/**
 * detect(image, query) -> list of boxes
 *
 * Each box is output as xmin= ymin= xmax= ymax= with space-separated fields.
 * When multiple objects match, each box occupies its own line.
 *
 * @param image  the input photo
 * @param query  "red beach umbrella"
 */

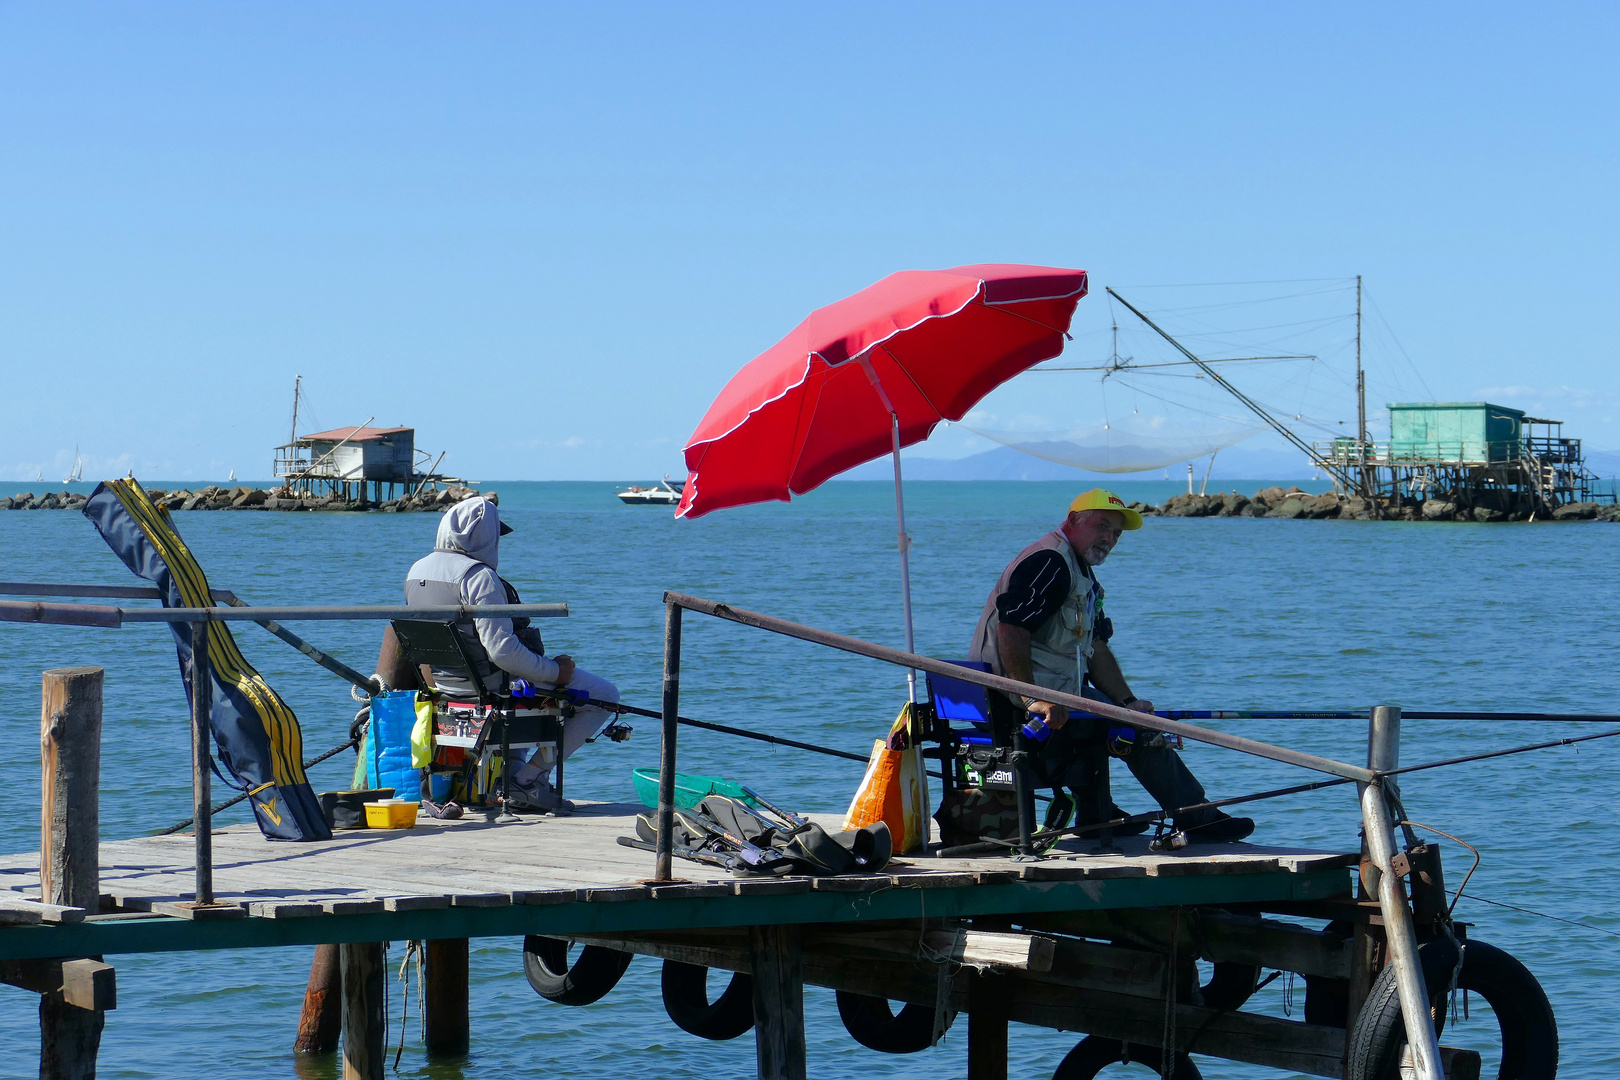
xmin=677 ymin=262 xmax=1089 ymax=697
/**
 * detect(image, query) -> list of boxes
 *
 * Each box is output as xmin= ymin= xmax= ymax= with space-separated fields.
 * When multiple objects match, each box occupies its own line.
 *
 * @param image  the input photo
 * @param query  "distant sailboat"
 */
xmin=63 ymin=448 xmax=83 ymax=485
xmin=228 ymin=469 xmax=237 ymax=482
xmin=35 ymin=468 xmax=44 ymax=482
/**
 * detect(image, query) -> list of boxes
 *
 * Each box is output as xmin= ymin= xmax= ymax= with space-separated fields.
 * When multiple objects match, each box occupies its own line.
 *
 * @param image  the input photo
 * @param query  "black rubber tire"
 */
xmin=1199 ymin=961 xmax=1260 ymax=1010
xmin=1346 ymin=938 xmax=1557 ymax=1080
xmin=522 ymin=935 xmax=632 ymax=1006
xmin=660 ymin=960 xmax=756 ymax=1040
xmin=834 ymin=991 xmax=952 ymax=1054
xmin=1053 ymin=1035 xmax=1203 ymax=1080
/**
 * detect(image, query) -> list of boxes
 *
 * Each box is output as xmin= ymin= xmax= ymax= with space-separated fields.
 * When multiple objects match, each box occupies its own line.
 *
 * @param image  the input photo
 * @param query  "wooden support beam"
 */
xmin=1022 ymin=907 xmax=1353 ymax=980
xmin=2 ymin=959 xmax=116 ymax=1012
xmin=966 ymin=971 xmax=1009 ymax=1080
xmin=748 ymin=925 xmax=805 ymax=1080
xmin=38 ymin=666 xmax=106 ymax=1080
xmin=294 ymin=944 xmax=342 ymax=1054
xmin=340 ymin=942 xmax=386 ymax=1080
xmin=423 ymin=939 xmax=470 ymax=1055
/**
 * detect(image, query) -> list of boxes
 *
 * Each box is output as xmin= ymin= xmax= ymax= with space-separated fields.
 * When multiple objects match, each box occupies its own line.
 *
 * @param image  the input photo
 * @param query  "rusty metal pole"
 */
xmin=655 ymin=600 xmax=682 ymax=881
xmin=1359 ymin=705 xmax=1443 ymax=1080
xmin=190 ymin=619 xmax=214 ymax=905
xmin=293 ymin=944 xmax=342 ymax=1054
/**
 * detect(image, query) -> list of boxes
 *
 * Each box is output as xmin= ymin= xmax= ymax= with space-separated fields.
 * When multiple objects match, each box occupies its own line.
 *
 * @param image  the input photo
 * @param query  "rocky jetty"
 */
xmin=1130 ymin=485 xmax=1620 ymax=522
xmin=1 ymin=485 xmax=492 ymax=513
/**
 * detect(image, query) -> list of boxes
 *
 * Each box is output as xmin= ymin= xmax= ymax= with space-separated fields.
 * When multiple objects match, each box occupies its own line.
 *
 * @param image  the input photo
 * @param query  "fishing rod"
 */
xmin=155 ymin=731 xmax=361 ymax=836
xmin=1079 ymin=709 xmax=1620 ymax=723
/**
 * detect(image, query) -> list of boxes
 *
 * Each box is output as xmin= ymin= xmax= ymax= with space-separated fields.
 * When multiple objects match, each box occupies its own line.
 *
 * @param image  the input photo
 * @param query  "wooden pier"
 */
xmin=0 ymin=590 xmax=1539 ymax=1080
xmin=2 ymin=801 xmax=1366 ymax=1078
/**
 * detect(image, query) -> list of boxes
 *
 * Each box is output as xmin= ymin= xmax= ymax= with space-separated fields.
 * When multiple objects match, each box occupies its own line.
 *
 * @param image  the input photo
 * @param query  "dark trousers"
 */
xmin=988 ymin=690 xmax=1214 ymax=827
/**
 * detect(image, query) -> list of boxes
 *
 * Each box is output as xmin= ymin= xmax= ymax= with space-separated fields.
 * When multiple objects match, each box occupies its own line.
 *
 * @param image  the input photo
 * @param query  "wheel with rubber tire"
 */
xmin=522 ymin=935 xmax=632 ymax=1006
xmin=661 ymin=960 xmax=755 ymax=1040
xmin=1053 ymin=1035 xmax=1202 ymax=1079
xmin=1346 ymin=938 xmax=1557 ymax=1080
xmin=834 ymin=991 xmax=952 ymax=1053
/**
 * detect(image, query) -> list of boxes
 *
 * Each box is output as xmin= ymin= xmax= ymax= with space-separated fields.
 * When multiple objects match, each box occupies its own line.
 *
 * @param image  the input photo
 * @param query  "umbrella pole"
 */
xmin=888 ymin=413 xmax=919 ymax=704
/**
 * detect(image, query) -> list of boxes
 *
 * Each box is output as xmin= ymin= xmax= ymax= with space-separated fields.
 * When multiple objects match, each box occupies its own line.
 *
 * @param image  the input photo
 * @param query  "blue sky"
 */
xmin=2 ymin=2 xmax=1615 ymax=482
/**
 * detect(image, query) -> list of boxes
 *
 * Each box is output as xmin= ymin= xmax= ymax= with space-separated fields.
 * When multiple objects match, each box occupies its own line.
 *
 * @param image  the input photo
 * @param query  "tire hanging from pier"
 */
xmin=660 ymin=961 xmax=755 ymax=1041
xmin=522 ymin=937 xmax=632 ymax=1007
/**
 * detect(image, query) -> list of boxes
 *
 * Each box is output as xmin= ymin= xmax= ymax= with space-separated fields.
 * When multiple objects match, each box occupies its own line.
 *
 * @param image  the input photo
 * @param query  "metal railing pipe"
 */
xmin=655 ymin=601 xmax=682 ymax=881
xmin=662 ymin=591 xmax=1373 ymax=783
xmin=0 ymin=600 xmax=568 ymax=628
xmin=1360 ymin=704 xmax=1443 ymax=1080
xmin=190 ymin=621 xmax=214 ymax=906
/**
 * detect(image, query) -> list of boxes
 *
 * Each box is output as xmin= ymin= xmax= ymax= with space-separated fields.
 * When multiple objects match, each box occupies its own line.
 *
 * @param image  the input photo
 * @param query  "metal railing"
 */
xmin=0 ymin=582 xmax=568 ymax=912
xmin=650 ymin=591 xmax=1450 ymax=1076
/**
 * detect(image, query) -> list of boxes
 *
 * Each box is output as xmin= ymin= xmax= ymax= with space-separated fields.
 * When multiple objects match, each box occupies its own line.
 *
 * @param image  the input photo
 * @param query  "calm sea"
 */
xmin=0 ymin=480 xmax=1614 ymax=1078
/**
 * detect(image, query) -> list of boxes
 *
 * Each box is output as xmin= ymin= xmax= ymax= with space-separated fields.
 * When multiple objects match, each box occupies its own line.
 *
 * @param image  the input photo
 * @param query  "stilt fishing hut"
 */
xmin=0 ymin=580 xmax=1584 ymax=1080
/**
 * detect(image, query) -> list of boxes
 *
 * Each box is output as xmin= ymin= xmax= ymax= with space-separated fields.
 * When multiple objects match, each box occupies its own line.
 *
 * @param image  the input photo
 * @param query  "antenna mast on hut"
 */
xmin=290 ymin=375 xmax=302 ymax=449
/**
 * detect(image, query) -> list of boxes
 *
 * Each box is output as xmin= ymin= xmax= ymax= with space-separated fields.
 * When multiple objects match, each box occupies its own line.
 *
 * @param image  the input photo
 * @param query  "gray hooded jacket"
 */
xmin=404 ymin=498 xmax=560 ymax=693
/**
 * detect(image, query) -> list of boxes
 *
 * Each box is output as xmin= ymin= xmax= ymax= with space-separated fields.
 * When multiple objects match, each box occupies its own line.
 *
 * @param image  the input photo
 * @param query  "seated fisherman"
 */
xmin=405 ymin=496 xmax=619 ymax=810
xmin=969 ymin=488 xmax=1253 ymax=843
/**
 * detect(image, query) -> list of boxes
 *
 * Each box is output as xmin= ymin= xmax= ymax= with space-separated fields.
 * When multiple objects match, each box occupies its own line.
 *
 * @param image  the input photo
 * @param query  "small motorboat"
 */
xmin=616 ymin=477 xmax=686 ymax=505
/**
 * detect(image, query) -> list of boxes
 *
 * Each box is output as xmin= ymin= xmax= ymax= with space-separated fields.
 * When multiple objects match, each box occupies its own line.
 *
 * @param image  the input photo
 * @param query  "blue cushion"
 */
xmin=927 ymin=660 xmax=993 ymax=728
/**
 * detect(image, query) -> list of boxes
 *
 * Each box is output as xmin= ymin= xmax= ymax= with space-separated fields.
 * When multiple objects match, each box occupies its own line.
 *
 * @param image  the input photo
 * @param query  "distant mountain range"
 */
xmin=836 ymin=445 xmax=1320 ymax=482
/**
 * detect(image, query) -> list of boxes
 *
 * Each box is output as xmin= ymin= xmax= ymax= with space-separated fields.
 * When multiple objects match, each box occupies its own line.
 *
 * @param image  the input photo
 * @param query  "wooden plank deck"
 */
xmin=0 ymin=803 xmax=1355 ymax=961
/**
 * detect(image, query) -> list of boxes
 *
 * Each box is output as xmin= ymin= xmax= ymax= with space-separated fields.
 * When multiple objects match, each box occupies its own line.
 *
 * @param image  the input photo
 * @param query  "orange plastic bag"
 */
xmin=843 ymin=704 xmax=930 ymax=853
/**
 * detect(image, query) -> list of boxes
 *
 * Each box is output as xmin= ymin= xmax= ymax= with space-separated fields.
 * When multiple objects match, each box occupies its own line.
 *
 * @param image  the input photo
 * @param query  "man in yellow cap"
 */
xmin=968 ymin=488 xmax=1253 ymax=843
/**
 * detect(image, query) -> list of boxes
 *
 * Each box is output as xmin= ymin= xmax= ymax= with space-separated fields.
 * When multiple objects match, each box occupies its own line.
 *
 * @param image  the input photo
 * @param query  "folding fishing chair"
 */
xmin=923 ymin=660 xmax=1114 ymax=851
xmin=389 ymin=619 xmax=568 ymax=817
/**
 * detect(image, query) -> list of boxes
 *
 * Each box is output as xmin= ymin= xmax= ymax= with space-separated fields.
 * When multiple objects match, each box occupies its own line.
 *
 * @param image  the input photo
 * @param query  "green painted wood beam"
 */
xmin=0 ymin=869 xmax=1348 ymax=961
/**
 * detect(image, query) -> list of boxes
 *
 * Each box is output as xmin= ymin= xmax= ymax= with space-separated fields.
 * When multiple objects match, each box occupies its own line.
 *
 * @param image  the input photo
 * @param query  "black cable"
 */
xmin=1454 ymin=892 xmax=1620 ymax=939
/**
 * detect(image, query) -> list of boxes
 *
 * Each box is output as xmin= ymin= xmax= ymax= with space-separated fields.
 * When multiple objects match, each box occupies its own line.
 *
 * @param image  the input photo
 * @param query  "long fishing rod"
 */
xmin=936 ymin=726 xmax=1620 ymax=857
xmin=155 ymin=732 xmax=361 ymax=836
xmin=584 ymin=697 xmax=988 ymax=792
xmin=1082 ymin=709 xmax=1620 ymax=723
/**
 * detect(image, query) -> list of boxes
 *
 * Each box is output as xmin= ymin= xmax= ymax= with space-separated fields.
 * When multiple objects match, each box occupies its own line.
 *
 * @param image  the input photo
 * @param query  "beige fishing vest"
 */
xmin=970 ymin=530 xmax=1100 ymax=698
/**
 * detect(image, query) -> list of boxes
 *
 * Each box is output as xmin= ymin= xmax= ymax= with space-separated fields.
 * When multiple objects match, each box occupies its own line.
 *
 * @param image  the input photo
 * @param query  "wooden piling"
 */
xmin=748 ymin=924 xmax=805 ymax=1080
xmin=966 ymin=971 xmax=1009 ymax=1080
xmin=39 ymin=666 xmax=106 ymax=1080
xmin=423 ymin=939 xmax=470 ymax=1055
xmin=293 ymin=944 xmax=342 ymax=1054
xmin=340 ymin=942 xmax=386 ymax=1080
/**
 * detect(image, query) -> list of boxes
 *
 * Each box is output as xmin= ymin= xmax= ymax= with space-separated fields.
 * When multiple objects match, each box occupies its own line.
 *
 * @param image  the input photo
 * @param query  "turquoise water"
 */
xmin=0 ymin=480 xmax=1614 ymax=1078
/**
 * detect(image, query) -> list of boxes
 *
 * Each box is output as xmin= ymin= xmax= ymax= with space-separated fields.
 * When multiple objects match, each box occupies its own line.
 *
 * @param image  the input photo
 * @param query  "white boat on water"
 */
xmin=62 ymin=448 xmax=83 ymax=485
xmin=616 ymin=477 xmax=686 ymax=505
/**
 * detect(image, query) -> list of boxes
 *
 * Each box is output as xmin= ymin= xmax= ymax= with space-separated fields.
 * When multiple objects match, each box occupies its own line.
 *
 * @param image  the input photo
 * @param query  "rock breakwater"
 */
xmin=1 ymin=485 xmax=493 ymax=513
xmin=1130 ymin=486 xmax=1620 ymax=522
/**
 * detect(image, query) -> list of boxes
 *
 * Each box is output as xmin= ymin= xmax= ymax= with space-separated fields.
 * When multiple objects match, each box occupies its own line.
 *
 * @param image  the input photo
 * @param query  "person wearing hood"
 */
xmin=405 ymin=497 xmax=618 ymax=810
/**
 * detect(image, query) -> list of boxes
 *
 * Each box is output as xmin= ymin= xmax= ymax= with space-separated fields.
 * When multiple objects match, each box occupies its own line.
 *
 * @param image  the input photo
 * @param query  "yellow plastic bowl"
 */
xmin=364 ymin=799 xmax=420 ymax=829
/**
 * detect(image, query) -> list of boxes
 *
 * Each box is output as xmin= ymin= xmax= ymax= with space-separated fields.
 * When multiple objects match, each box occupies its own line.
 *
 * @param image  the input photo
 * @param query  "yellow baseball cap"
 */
xmin=1069 ymin=488 xmax=1143 ymax=530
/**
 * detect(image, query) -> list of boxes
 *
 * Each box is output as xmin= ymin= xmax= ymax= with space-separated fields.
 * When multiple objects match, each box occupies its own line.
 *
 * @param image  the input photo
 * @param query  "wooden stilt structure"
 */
xmin=340 ymin=942 xmax=386 ymax=1080
xmin=423 ymin=939 xmax=470 ymax=1055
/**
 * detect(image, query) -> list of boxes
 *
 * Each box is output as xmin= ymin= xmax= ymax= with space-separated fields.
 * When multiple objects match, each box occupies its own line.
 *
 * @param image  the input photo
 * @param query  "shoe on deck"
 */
xmin=1175 ymin=813 xmax=1255 ymax=844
